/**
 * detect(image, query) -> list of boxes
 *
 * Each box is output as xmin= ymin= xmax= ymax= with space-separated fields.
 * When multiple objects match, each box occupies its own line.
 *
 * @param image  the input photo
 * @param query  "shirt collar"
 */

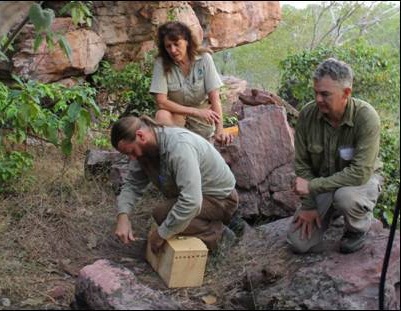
xmin=155 ymin=127 xmax=167 ymax=155
xmin=340 ymin=97 xmax=355 ymax=127
xmin=317 ymin=97 xmax=355 ymax=127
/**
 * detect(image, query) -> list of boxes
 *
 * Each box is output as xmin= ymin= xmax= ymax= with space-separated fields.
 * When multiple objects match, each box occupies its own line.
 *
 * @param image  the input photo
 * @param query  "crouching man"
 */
xmin=287 ymin=58 xmax=382 ymax=254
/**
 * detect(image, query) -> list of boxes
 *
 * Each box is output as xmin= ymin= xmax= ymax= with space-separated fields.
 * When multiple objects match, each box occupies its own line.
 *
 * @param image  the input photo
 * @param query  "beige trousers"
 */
xmin=287 ymin=174 xmax=382 ymax=253
xmin=152 ymin=189 xmax=239 ymax=250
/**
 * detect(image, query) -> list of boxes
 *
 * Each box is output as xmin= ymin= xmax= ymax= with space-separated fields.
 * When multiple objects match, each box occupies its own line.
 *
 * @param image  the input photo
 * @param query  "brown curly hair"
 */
xmin=156 ymin=21 xmax=211 ymax=73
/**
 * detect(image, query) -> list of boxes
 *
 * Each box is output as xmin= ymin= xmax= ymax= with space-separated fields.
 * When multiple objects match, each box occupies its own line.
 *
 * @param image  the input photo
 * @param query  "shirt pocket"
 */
xmin=307 ymin=143 xmax=323 ymax=169
xmin=191 ymin=79 xmax=204 ymax=91
xmin=338 ymin=145 xmax=355 ymax=168
xmin=167 ymin=82 xmax=184 ymax=104
xmin=189 ymin=79 xmax=206 ymax=104
xmin=167 ymin=82 xmax=181 ymax=92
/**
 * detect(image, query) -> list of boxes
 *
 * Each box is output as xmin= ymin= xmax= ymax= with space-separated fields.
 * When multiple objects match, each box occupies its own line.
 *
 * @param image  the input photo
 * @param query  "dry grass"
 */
xmin=0 ymin=142 xmax=118 ymax=309
xmin=0 ymin=141 xmax=252 ymax=310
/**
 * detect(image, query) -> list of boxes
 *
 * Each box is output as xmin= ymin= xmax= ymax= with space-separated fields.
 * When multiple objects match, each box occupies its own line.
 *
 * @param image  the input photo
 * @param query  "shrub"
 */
xmin=278 ymin=40 xmax=400 ymax=115
xmin=0 ymin=78 xmax=99 ymax=192
xmin=91 ymin=52 xmax=156 ymax=118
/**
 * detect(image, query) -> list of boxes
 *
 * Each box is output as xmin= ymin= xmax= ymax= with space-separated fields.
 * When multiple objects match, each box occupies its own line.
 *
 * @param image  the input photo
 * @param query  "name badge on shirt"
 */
xmin=339 ymin=146 xmax=355 ymax=161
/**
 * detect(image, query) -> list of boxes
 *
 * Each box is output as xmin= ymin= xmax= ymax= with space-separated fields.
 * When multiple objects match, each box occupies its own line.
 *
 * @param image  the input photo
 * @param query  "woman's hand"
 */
xmin=195 ymin=108 xmax=221 ymax=125
xmin=214 ymin=130 xmax=234 ymax=146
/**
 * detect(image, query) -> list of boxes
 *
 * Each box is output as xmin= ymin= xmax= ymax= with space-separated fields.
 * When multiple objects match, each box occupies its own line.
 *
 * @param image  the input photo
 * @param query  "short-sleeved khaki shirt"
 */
xmin=150 ymin=53 xmax=223 ymax=107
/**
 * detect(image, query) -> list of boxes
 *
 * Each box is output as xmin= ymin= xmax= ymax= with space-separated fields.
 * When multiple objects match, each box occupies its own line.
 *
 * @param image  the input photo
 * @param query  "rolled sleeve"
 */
xmin=150 ymin=58 xmax=168 ymax=94
xmin=203 ymin=53 xmax=223 ymax=93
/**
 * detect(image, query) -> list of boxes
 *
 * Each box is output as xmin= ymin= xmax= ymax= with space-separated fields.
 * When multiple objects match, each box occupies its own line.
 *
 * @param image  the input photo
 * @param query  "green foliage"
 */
xmin=214 ymin=2 xmax=400 ymax=94
xmin=0 ymin=35 xmax=12 ymax=61
xmin=91 ymin=108 xmax=119 ymax=150
xmin=89 ymin=53 xmax=156 ymax=150
xmin=213 ymin=4 xmax=314 ymax=91
xmin=59 ymin=1 xmax=93 ymax=27
xmin=0 ymin=78 xmax=99 ymax=190
xmin=25 ymin=1 xmax=93 ymax=62
xmin=0 ymin=151 xmax=33 ymax=192
xmin=29 ymin=3 xmax=55 ymax=32
xmin=0 ymin=50 xmax=8 ymax=62
xmin=28 ymin=3 xmax=69 ymax=59
xmin=167 ymin=8 xmax=178 ymax=22
xmin=278 ymin=41 xmax=400 ymax=114
xmin=91 ymin=53 xmax=156 ymax=118
xmin=93 ymin=136 xmax=112 ymax=149
xmin=0 ymin=1 xmax=96 ymax=191
xmin=223 ymin=115 xmax=238 ymax=128
xmin=375 ymin=118 xmax=400 ymax=226
xmin=0 ymin=1 xmax=91 ymax=62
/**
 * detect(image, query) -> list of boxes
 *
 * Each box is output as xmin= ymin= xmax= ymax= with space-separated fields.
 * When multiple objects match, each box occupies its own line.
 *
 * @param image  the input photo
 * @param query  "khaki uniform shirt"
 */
xmin=116 ymin=127 xmax=236 ymax=239
xmin=150 ymin=53 xmax=223 ymax=107
xmin=295 ymin=97 xmax=382 ymax=209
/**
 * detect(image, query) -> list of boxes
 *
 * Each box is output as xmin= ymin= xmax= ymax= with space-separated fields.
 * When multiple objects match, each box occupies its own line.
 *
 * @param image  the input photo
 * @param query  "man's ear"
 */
xmin=344 ymin=87 xmax=352 ymax=98
xmin=135 ymin=129 xmax=146 ymax=143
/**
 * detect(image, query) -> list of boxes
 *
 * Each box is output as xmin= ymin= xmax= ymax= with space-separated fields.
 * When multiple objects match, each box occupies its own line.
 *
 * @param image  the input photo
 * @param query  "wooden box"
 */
xmin=146 ymin=233 xmax=208 ymax=288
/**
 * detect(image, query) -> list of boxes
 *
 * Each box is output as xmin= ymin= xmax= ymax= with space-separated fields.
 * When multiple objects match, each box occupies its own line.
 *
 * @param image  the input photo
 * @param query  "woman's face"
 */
xmin=163 ymin=36 xmax=188 ymax=63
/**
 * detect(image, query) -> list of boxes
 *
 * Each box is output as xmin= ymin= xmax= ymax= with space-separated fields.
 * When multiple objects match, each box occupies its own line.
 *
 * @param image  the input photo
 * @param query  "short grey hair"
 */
xmin=313 ymin=58 xmax=353 ymax=88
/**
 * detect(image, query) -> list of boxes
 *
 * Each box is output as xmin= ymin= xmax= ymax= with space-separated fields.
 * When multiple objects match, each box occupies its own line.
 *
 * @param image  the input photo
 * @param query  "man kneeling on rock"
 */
xmin=111 ymin=115 xmax=239 ymax=253
xmin=287 ymin=58 xmax=382 ymax=254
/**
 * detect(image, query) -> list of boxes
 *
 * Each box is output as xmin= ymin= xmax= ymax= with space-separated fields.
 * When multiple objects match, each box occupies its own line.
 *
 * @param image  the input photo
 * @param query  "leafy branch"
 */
xmin=0 ymin=1 xmax=93 ymax=62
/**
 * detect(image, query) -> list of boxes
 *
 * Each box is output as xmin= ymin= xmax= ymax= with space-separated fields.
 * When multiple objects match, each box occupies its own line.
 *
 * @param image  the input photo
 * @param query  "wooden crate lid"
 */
xmin=167 ymin=236 xmax=208 ymax=252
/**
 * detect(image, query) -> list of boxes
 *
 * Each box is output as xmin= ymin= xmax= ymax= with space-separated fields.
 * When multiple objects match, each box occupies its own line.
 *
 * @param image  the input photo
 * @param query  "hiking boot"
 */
xmin=220 ymin=226 xmax=237 ymax=249
xmin=331 ymin=216 xmax=345 ymax=228
xmin=339 ymin=230 xmax=368 ymax=254
xmin=228 ymin=212 xmax=247 ymax=236
xmin=210 ymin=226 xmax=237 ymax=260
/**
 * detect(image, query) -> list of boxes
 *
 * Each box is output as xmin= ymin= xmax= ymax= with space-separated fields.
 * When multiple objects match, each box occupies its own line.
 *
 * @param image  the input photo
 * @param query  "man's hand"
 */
xmin=292 ymin=209 xmax=321 ymax=240
xmin=149 ymin=227 xmax=166 ymax=254
xmin=294 ymin=176 xmax=310 ymax=197
xmin=115 ymin=213 xmax=135 ymax=244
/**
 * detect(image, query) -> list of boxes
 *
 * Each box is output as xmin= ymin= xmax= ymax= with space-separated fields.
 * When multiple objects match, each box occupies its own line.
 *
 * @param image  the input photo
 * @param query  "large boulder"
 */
xmin=5 ymin=1 xmax=281 ymax=80
xmin=92 ymin=1 xmax=280 ymax=64
xmin=12 ymin=18 xmax=106 ymax=83
xmin=84 ymin=149 xmax=129 ymax=194
xmin=192 ymin=1 xmax=281 ymax=49
xmin=74 ymin=259 xmax=182 ymax=310
xmin=228 ymin=217 xmax=400 ymax=310
xmin=217 ymin=102 xmax=300 ymax=221
xmin=0 ymin=1 xmax=35 ymax=37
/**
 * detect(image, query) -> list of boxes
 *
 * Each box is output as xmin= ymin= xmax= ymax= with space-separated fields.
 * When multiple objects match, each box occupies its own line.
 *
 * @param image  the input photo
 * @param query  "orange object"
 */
xmin=223 ymin=125 xmax=239 ymax=136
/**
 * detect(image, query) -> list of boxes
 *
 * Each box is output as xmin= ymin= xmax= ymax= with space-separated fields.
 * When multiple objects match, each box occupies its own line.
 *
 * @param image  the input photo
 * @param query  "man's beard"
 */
xmin=138 ymin=145 xmax=159 ymax=160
